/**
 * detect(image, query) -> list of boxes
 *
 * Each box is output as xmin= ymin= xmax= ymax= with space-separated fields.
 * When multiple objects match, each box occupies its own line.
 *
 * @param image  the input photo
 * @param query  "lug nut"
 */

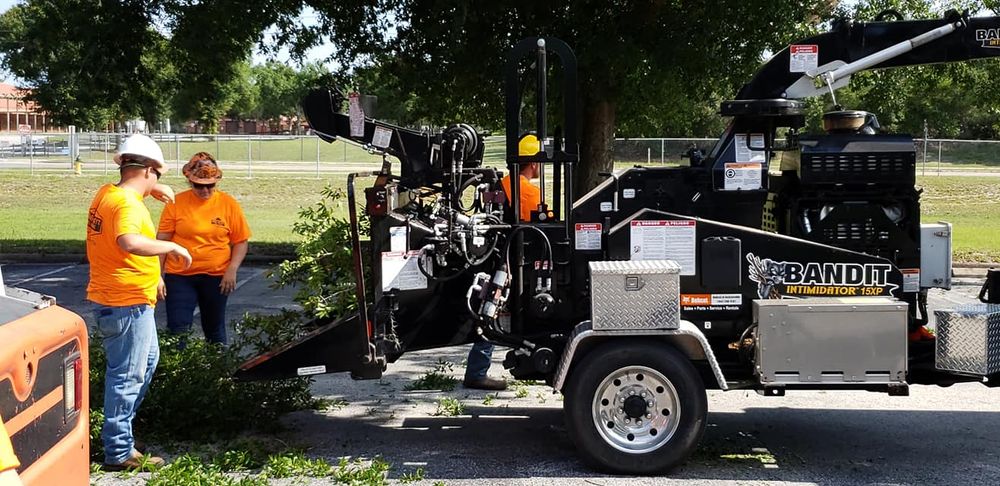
xmin=646 ymin=414 xmax=652 ymax=419
xmin=641 ymin=392 xmax=647 ymax=398
xmin=629 ymin=390 xmax=635 ymax=396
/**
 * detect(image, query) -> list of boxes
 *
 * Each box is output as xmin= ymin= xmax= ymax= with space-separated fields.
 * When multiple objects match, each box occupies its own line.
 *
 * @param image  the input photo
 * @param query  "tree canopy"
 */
xmin=4 ymin=0 xmax=1000 ymax=189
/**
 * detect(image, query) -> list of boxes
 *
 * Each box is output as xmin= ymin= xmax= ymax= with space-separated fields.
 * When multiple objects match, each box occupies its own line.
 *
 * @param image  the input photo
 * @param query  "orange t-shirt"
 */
xmin=500 ymin=174 xmax=541 ymax=222
xmin=157 ymin=190 xmax=251 ymax=276
xmin=86 ymin=184 xmax=160 ymax=307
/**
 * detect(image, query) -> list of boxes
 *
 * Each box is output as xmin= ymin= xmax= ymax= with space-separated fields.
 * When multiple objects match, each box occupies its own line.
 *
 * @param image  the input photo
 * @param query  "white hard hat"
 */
xmin=114 ymin=134 xmax=165 ymax=168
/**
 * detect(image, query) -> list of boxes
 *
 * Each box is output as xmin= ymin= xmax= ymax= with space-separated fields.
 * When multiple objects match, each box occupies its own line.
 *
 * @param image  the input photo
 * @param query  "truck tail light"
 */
xmin=64 ymin=353 xmax=83 ymax=421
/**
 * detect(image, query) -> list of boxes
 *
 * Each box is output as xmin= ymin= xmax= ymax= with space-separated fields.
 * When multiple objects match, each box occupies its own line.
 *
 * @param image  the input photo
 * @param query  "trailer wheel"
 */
xmin=564 ymin=340 xmax=707 ymax=474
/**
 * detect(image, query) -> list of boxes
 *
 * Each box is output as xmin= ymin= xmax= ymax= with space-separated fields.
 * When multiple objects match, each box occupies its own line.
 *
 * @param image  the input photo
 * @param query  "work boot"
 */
xmin=134 ymin=439 xmax=147 ymax=455
xmin=464 ymin=376 xmax=507 ymax=391
xmin=102 ymin=449 xmax=165 ymax=472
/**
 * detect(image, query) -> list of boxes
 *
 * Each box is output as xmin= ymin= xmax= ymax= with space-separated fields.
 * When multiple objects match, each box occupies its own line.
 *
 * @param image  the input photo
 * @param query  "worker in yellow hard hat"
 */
xmin=500 ymin=134 xmax=542 ymax=222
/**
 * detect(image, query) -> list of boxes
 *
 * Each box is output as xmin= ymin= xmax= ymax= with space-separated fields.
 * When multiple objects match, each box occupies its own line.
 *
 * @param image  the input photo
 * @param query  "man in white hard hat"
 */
xmin=86 ymin=134 xmax=192 ymax=470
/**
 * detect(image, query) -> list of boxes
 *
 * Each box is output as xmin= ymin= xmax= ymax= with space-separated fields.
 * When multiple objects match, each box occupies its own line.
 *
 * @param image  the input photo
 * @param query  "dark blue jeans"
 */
xmin=164 ymin=273 xmax=229 ymax=345
xmin=465 ymin=341 xmax=494 ymax=380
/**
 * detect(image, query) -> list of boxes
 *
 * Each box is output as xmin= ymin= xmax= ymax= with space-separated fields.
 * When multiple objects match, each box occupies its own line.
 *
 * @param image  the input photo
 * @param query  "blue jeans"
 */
xmin=164 ymin=273 xmax=229 ymax=345
xmin=465 ymin=341 xmax=494 ymax=380
xmin=94 ymin=304 xmax=159 ymax=464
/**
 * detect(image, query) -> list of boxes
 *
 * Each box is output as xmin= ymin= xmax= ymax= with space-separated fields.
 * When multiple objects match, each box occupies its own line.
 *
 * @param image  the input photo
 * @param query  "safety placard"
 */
xmin=629 ymin=220 xmax=696 ymax=275
xmin=575 ymin=223 xmax=602 ymax=250
xmin=734 ymin=133 xmax=766 ymax=163
xmin=372 ymin=125 xmax=392 ymax=148
xmin=600 ymin=201 xmax=613 ymax=212
xmin=381 ymin=251 xmax=427 ymax=291
xmin=389 ymin=226 xmax=407 ymax=252
xmin=349 ymin=92 xmax=364 ymax=137
xmin=901 ymin=268 xmax=920 ymax=293
xmin=622 ymin=188 xmax=636 ymax=199
xmin=723 ymin=162 xmax=763 ymax=191
xmin=790 ymin=44 xmax=819 ymax=73
xmin=681 ymin=293 xmax=743 ymax=310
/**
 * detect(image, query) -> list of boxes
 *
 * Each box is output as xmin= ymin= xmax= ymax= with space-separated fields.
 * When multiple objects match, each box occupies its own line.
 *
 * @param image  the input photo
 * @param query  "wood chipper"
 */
xmin=240 ymin=10 xmax=1000 ymax=474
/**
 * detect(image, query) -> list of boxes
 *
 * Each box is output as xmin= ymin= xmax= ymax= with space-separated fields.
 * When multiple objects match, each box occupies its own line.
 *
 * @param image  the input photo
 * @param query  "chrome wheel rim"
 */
xmin=591 ymin=365 xmax=680 ymax=454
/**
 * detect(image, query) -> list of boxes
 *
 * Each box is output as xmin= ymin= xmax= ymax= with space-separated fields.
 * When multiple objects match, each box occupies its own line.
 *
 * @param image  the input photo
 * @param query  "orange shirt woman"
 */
xmin=157 ymin=153 xmax=250 ymax=345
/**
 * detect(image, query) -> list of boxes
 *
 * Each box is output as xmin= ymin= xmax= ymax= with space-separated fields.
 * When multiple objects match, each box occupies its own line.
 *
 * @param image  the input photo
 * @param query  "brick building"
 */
xmin=0 ymin=83 xmax=52 ymax=132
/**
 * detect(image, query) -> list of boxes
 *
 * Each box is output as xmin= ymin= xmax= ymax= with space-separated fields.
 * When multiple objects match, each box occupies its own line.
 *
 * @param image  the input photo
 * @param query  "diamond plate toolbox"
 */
xmin=935 ymin=304 xmax=1000 ymax=376
xmin=589 ymin=260 xmax=681 ymax=330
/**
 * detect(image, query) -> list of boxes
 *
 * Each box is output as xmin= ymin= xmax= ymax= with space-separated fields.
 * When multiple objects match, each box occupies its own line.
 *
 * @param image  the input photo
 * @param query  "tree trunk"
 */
xmin=573 ymin=98 xmax=617 ymax=199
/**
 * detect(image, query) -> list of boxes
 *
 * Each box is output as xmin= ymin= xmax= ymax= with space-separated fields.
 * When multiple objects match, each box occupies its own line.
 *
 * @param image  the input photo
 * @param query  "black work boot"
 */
xmin=463 ymin=376 xmax=507 ymax=391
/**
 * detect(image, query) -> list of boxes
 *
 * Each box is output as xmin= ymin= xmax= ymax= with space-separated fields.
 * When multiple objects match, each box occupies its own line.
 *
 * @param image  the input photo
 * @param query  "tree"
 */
xmin=0 ymin=1 xmax=176 ymax=128
xmin=312 ymin=1 xmax=835 ymax=195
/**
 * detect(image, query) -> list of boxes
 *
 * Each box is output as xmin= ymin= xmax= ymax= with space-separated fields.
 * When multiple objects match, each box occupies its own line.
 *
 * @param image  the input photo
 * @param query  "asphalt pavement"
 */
xmin=6 ymin=263 xmax=1000 ymax=485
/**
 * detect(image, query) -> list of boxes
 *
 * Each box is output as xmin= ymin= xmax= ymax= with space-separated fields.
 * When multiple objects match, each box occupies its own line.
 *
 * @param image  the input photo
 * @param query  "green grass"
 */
xmin=918 ymin=176 xmax=1000 ymax=263
xmin=1 ymin=172 xmax=997 ymax=262
xmin=0 ymin=172 xmax=348 ymax=255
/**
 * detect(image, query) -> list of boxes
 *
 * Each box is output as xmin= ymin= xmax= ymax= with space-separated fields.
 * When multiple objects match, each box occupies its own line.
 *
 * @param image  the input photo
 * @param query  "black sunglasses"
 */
xmin=192 ymin=182 xmax=215 ymax=190
xmin=150 ymin=168 xmax=162 ymax=180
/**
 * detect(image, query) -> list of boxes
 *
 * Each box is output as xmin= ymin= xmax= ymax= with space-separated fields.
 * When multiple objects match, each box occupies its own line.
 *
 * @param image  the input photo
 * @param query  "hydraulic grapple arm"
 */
xmin=738 ymin=10 xmax=1000 ymax=101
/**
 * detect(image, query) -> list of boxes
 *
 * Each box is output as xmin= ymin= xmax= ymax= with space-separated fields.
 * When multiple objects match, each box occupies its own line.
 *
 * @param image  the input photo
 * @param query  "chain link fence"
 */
xmin=0 ymin=132 xmax=997 ymax=176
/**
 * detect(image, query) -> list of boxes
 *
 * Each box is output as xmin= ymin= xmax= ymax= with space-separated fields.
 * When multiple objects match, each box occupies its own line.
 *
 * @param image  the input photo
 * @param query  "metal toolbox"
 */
xmin=589 ymin=260 xmax=681 ymax=330
xmin=935 ymin=304 xmax=1000 ymax=376
xmin=754 ymin=297 xmax=908 ymax=385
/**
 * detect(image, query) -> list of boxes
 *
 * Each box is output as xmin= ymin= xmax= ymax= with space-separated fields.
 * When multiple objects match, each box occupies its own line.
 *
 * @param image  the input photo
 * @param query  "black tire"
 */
xmin=563 ymin=339 xmax=707 ymax=474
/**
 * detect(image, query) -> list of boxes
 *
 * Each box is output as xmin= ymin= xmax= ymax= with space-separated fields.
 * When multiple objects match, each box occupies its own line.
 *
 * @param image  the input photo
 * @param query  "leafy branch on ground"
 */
xmin=88 ymin=310 xmax=322 ymax=454
xmin=433 ymin=397 xmax=465 ymax=417
xmin=405 ymin=359 xmax=458 ymax=391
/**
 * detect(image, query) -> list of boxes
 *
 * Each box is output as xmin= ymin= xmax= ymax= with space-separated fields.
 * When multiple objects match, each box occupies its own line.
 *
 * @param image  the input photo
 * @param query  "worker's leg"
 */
xmin=463 ymin=340 xmax=506 ymax=390
xmin=96 ymin=304 xmax=156 ymax=465
xmin=163 ymin=274 xmax=198 ymax=335
xmin=465 ymin=340 xmax=494 ymax=380
xmin=194 ymin=274 xmax=229 ymax=345
xmin=132 ymin=323 xmax=160 ymax=414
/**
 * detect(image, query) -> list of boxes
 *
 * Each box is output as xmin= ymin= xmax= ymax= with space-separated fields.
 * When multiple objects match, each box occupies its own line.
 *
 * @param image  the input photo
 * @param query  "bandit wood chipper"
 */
xmin=240 ymin=10 xmax=1000 ymax=474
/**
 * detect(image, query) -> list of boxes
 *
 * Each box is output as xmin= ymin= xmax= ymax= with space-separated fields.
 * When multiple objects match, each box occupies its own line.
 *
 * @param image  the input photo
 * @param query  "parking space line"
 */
xmin=9 ymin=264 xmax=78 ymax=287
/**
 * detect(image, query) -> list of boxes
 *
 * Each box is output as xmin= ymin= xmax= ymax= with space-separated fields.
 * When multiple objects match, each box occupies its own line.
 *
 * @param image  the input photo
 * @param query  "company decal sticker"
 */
xmin=681 ymin=293 xmax=743 ymax=311
xmin=746 ymin=252 xmax=897 ymax=299
xmin=976 ymin=29 xmax=1000 ymax=49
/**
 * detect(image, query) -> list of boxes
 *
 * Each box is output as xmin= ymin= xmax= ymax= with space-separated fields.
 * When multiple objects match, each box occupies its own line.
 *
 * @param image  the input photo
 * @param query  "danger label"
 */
xmin=575 ymin=223 xmax=602 ymax=251
xmin=790 ymin=44 xmax=819 ymax=73
xmin=629 ymin=220 xmax=696 ymax=275
xmin=724 ymin=162 xmax=763 ymax=191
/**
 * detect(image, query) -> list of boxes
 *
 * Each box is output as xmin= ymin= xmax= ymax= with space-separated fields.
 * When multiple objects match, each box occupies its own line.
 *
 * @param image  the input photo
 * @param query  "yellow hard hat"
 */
xmin=518 ymin=134 xmax=541 ymax=156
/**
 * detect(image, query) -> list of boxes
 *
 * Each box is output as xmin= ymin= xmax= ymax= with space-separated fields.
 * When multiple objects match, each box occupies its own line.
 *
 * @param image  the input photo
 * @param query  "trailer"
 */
xmin=239 ymin=10 xmax=1000 ymax=474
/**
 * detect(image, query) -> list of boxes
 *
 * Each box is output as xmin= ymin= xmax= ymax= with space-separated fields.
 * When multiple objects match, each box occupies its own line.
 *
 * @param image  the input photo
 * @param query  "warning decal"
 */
xmin=901 ymin=268 xmax=920 ymax=293
xmin=349 ymin=92 xmax=364 ymax=137
xmin=724 ymin=162 xmax=763 ymax=191
xmin=575 ymin=223 xmax=602 ymax=251
xmin=681 ymin=293 xmax=743 ymax=310
xmin=381 ymin=251 xmax=428 ymax=291
xmin=629 ymin=220 xmax=696 ymax=275
xmin=734 ymin=133 xmax=766 ymax=163
xmin=372 ymin=126 xmax=392 ymax=148
xmin=790 ymin=44 xmax=819 ymax=73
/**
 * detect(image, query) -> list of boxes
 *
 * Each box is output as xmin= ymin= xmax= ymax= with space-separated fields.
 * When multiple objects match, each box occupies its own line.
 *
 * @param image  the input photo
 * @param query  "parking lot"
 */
xmin=4 ymin=262 xmax=1000 ymax=485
